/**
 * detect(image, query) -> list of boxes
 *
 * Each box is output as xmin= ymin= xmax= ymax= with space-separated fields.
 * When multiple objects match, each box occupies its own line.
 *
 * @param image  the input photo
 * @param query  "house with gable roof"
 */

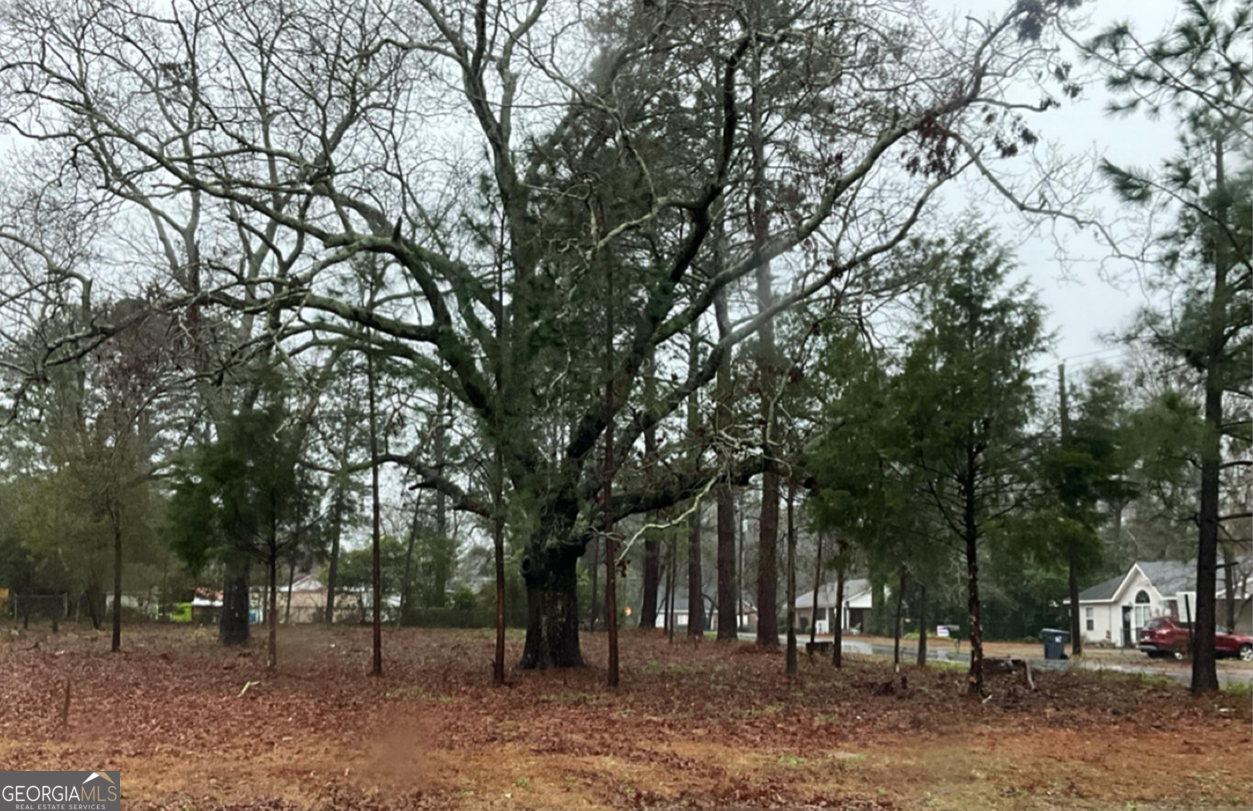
xmin=1076 ymin=559 xmax=1252 ymax=646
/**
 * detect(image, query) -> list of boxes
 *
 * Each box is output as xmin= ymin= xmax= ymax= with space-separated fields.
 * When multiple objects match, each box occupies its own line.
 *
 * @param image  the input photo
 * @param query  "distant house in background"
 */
xmin=794 ymin=578 xmax=873 ymax=635
xmin=190 ymin=588 xmax=223 ymax=625
xmin=276 ymin=574 xmax=330 ymax=623
xmin=651 ymin=589 xmax=757 ymax=633
xmin=1077 ymin=559 xmax=1253 ymax=646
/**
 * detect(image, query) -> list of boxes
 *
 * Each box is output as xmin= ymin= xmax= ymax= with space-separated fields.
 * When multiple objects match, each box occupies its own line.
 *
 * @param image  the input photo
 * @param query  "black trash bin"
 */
xmin=1039 ymin=628 xmax=1070 ymax=660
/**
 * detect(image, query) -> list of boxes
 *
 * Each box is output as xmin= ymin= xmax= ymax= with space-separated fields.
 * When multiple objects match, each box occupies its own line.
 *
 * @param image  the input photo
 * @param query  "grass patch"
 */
xmin=1221 ymin=680 xmax=1252 ymax=696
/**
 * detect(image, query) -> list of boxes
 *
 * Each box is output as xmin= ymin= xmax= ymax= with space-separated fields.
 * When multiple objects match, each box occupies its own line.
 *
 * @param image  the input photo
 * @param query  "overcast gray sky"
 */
xmin=954 ymin=0 xmax=1182 ymax=373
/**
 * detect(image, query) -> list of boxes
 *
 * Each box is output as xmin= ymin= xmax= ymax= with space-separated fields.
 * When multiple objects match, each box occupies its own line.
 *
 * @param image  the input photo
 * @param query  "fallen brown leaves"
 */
xmin=0 ymin=625 xmax=1248 ymax=811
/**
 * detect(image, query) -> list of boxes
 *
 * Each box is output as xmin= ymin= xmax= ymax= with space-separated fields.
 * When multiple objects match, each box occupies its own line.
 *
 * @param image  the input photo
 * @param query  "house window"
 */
xmin=1085 ymin=607 xmax=1094 ymax=632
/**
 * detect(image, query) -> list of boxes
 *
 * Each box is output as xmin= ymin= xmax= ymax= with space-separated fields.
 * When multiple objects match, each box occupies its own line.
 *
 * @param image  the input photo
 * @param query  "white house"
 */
xmin=1077 ymin=559 xmax=1252 ymax=647
xmin=795 ymin=578 xmax=873 ymax=635
xmin=652 ymin=589 xmax=757 ymax=632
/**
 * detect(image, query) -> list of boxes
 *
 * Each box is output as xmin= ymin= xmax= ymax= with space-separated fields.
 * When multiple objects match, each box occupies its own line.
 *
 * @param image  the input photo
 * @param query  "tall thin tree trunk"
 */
xmin=639 ymin=352 xmax=660 ymax=630
xmin=666 ymin=535 xmax=677 ymax=645
xmin=832 ymin=545 xmax=844 ymax=668
xmin=399 ymin=492 xmax=423 ymax=625
xmin=714 ymin=272 xmax=738 ymax=641
xmin=687 ymin=509 xmax=703 ymax=638
xmin=893 ymin=564 xmax=906 ymax=670
xmin=810 ymin=533 xmax=823 ymax=649
xmin=686 ymin=326 xmax=704 ymax=639
xmin=86 ymin=586 xmax=100 ymax=631
xmin=1222 ymin=545 xmax=1236 ymax=630
xmin=737 ymin=502 xmax=745 ymax=633
xmin=111 ymin=504 xmax=122 ymax=653
xmin=749 ymin=38 xmax=778 ymax=649
xmin=964 ymin=454 xmax=984 ymax=696
xmin=324 ymin=485 xmax=345 ymax=625
xmin=785 ymin=485 xmax=797 ymax=675
xmin=285 ymin=556 xmax=295 ymax=624
xmin=588 ymin=537 xmax=600 ymax=632
xmin=916 ymin=581 xmax=928 ymax=667
xmin=1059 ymin=363 xmax=1083 ymax=657
xmin=493 ymin=261 xmax=507 ymax=685
xmin=367 ymin=344 xmax=382 ymax=677
xmin=1192 ymin=134 xmax=1228 ymax=696
xmin=641 ymin=532 xmax=659 ymax=629
xmin=604 ymin=261 xmax=619 ymax=687
xmin=267 ymin=551 xmax=278 ymax=671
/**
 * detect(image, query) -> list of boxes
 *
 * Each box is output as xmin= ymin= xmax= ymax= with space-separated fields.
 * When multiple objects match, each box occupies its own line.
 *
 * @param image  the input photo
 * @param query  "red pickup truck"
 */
xmin=1138 ymin=617 xmax=1253 ymax=661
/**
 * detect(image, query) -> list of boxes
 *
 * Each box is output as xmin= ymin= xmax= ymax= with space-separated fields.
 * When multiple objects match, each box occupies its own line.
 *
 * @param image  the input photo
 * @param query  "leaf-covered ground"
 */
xmin=0 ymin=625 xmax=1248 ymax=810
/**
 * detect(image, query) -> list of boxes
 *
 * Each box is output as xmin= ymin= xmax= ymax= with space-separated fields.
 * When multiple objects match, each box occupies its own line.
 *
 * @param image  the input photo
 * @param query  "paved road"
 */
xmin=739 ymin=633 xmax=1253 ymax=686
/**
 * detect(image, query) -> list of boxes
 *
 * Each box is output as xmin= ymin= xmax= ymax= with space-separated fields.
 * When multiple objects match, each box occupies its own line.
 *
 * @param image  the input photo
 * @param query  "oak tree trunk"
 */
xmin=519 ymin=548 xmax=584 ymax=669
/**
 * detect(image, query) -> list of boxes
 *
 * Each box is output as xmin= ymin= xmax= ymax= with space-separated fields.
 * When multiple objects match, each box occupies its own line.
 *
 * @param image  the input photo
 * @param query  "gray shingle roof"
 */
xmin=794 ymin=578 xmax=870 ymax=609
xmin=1078 ymin=559 xmax=1239 ymax=602
xmin=1077 ymin=573 xmax=1125 ymax=601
